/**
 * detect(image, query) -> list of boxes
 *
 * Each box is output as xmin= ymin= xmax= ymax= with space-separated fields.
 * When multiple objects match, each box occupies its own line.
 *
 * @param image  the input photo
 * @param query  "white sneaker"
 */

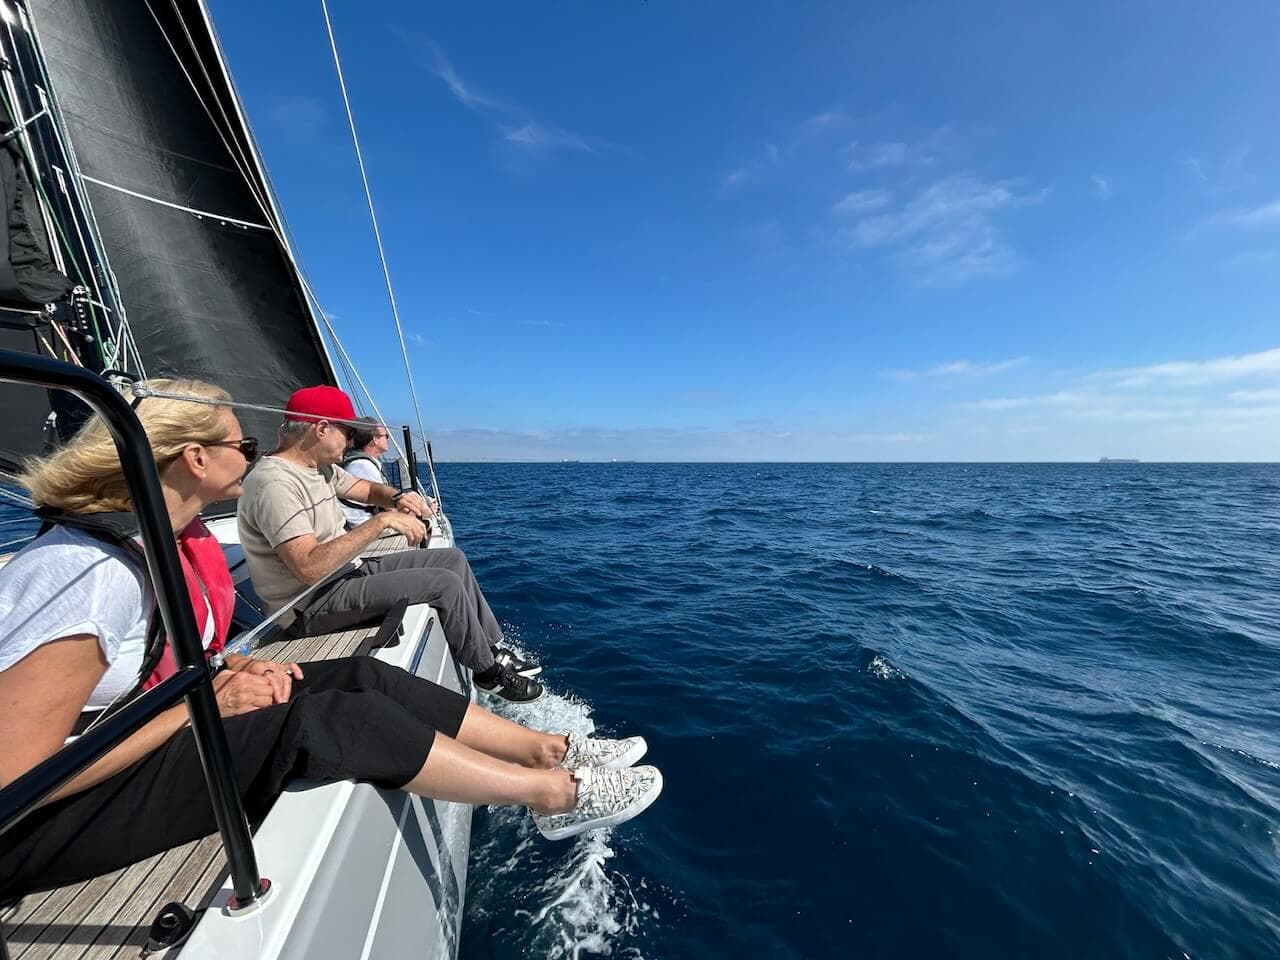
xmin=561 ymin=732 xmax=648 ymax=770
xmin=532 ymin=765 xmax=664 ymax=841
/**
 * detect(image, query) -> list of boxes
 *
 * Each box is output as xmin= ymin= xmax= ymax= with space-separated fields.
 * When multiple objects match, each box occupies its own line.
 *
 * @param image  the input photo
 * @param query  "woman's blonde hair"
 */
xmin=21 ymin=378 xmax=233 ymax=513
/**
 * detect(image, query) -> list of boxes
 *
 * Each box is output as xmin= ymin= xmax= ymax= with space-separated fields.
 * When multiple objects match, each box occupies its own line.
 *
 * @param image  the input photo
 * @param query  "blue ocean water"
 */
xmin=2 ymin=462 xmax=1276 ymax=957
xmin=442 ymin=463 xmax=1280 ymax=960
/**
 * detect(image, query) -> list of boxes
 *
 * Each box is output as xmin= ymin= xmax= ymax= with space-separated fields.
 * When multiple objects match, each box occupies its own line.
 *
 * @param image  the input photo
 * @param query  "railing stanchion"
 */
xmin=402 ymin=425 xmax=423 ymax=495
xmin=0 ymin=349 xmax=268 ymax=910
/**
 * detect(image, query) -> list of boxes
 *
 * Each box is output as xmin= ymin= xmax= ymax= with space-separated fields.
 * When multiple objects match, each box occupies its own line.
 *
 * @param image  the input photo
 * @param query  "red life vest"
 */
xmin=140 ymin=517 xmax=235 ymax=690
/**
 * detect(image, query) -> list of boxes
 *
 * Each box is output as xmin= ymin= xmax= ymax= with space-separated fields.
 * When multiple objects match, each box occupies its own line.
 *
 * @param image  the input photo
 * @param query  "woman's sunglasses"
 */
xmin=206 ymin=437 xmax=259 ymax=463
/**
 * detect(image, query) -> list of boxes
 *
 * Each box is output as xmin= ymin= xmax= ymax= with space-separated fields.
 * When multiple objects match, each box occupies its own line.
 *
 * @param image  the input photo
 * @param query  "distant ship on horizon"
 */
xmin=1098 ymin=457 xmax=1141 ymax=463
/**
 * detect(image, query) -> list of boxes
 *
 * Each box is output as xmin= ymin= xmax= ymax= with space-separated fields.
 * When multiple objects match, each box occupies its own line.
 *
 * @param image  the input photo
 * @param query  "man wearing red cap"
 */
xmin=236 ymin=385 xmax=544 ymax=703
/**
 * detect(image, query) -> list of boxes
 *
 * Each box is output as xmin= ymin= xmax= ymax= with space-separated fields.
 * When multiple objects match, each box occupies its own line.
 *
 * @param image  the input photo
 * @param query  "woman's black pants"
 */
xmin=0 ymin=657 xmax=469 ymax=899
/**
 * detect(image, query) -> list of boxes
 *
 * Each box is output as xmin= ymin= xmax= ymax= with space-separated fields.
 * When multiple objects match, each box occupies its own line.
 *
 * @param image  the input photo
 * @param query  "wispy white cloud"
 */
xmin=1226 ymin=249 xmax=1280 ymax=267
xmin=1182 ymin=157 xmax=1207 ymax=183
xmin=889 ymin=357 xmax=1027 ymax=380
xmin=833 ymin=189 xmax=891 ymax=216
xmin=727 ymin=118 xmax=1035 ymax=283
xmin=840 ymin=174 xmax=1037 ymax=282
xmin=958 ymin=347 xmax=1280 ymax=449
xmin=721 ymin=111 xmax=858 ymax=192
xmin=929 ymin=358 xmax=1027 ymax=377
xmin=520 ymin=318 xmax=568 ymax=329
xmin=845 ymin=139 xmax=936 ymax=172
xmin=1097 ymin=346 xmax=1280 ymax=388
xmin=503 ymin=121 xmax=598 ymax=155
xmin=429 ymin=44 xmax=503 ymax=113
xmin=407 ymin=332 xmax=431 ymax=346
xmin=423 ymin=42 xmax=613 ymax=157
xmin=1211 ymin=199 xmax=1280 ymax=229
xmin=722 ymin=143 xmax=782 ymax=191
xmin=1181 ymin=143 xmax=1254 ymax=193
xmin=964 ymin=391 xmax=1280 ymax=429
xmin=1229 ymin=387 xmax=1280 ymax=403
xmin=966 ymin=389 xmax=1091 ymax=412
xmin=1092 ymin=174 xmax=1112 ymax=200
xmin=967 ymin=349 xmax=1280 ymax=411
xmin=799 ymin=110 xmax=852 ymax=134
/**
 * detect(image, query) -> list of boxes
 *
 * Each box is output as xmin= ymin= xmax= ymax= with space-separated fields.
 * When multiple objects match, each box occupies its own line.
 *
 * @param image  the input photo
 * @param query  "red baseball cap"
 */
xmin=284 ymin=385 xmax=357 ymax=424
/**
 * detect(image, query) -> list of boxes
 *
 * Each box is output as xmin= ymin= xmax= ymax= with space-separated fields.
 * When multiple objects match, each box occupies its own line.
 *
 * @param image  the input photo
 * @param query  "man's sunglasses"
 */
xmin=327 ymin=421 xmax=356 ymax=441
xmin=207 ymin=437 xmax=259 ymax=463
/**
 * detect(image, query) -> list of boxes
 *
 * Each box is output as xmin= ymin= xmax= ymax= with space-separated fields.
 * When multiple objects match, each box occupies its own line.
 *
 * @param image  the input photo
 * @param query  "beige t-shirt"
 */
xmin=237 ymin=456 xmax=357 ymax=612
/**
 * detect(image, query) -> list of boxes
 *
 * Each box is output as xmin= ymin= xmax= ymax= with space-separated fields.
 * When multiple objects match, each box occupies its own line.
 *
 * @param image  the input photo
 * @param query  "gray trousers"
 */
xmin=305 ymin=547 xmax=500 ymax=671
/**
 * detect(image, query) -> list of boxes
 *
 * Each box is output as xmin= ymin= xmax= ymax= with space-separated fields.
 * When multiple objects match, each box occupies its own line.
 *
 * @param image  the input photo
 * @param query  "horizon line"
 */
xmin=429 ymin=459 xmax=1280 ymax=465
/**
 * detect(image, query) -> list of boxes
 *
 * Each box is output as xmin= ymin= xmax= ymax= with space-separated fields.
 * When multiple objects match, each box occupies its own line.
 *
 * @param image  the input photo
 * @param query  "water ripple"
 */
xmin=441 ymin=463 xmax=1280 ymax=959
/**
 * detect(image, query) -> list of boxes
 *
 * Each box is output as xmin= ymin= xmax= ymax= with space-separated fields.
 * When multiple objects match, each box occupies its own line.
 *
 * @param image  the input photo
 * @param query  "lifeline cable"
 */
xmin=0 ymin=485 xmax=34 ymax=509
xmin=127 ymin=382 xmax=396 ymax=433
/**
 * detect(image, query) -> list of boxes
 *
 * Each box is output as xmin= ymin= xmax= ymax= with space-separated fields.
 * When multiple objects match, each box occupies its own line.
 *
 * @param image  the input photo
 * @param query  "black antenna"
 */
xmin=402 ymin=425 xmax=423 ymax=495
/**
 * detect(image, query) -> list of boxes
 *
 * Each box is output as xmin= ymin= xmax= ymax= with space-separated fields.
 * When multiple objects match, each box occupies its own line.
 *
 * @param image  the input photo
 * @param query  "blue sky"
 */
xmin=210 ymin=0 xmax=1280 ymax=460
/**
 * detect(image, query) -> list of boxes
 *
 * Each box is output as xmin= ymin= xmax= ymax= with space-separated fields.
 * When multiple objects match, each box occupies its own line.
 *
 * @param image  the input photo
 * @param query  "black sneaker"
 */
xmin=492 ymin=645 xmax=543 ymax=678
xmin=474 ymin=663 xmax=545 ymax=703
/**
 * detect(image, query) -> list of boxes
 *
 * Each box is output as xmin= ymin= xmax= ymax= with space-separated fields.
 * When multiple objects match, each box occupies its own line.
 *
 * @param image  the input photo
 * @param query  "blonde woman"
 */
xmin=0 ymin=380 xmax=661 ymax=900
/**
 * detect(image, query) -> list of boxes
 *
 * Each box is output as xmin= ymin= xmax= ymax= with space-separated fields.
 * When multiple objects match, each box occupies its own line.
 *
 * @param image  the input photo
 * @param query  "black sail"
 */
xmin=28 ymin=0 xmax=337 ymax=447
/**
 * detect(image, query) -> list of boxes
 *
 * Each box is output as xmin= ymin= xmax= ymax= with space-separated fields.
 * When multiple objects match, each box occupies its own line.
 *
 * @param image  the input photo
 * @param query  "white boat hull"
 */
xmin=177 ymin=520 xmax=473 ymax=960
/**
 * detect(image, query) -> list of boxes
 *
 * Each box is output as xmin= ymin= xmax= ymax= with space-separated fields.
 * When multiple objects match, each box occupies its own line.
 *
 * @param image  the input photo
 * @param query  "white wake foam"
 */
xmin=867 ymin=654 xmax=906 ymax=680
xmin=473 ymin=640 xmax=656 ymax=957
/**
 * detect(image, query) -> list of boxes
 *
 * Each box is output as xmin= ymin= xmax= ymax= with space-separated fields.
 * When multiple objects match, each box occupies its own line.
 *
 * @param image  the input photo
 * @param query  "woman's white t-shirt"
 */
xmin=0 ymin=526 xmax=152 ymax=708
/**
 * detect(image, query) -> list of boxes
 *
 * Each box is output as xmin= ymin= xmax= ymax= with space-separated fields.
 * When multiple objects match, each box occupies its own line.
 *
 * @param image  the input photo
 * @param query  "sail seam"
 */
xmin=78 ymin=175 xmax=271 ymax=230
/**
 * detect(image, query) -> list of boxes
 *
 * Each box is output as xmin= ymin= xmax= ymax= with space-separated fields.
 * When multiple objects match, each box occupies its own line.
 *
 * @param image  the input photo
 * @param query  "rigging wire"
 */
xmin=152 ymin=0 xmax=381 ymax=428
xmin=14 ymin=0 xmax=438 ymax=495
xmin=37 ymin=330 xmax=76 ymax=366
xmin=319 ymin=0 xmax=431 ymax=456
xmin=295 ymin=273 xmax=410 ymax=456
xmin=147 ymin=0 xmax=368 ymax=414
xmin=48 ymin=319 xmax=84 ymax=365
xmin=137 ymin=0 xmax=417 ymax=466
xmin=408 ymin=428 xmax=445 ymax=514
